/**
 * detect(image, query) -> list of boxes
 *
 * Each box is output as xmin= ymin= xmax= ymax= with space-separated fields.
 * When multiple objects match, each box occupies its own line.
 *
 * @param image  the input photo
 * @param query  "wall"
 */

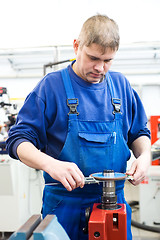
xmin=0 ymin=43 xmax=160 ymax=118
xmin=0 ymin=0 xmax=160 ymax=48
xmin=0 ymin=0 xmax=160 ymax=117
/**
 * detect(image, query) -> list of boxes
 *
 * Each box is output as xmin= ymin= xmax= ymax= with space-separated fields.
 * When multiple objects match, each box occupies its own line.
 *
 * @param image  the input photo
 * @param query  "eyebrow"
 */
xmin=87 ymin=53 xmax=113 ymax=62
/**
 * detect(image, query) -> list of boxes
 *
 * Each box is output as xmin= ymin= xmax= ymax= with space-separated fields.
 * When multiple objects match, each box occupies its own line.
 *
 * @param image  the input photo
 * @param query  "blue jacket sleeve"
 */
xmin=6 ymin=91 xmax=48 ymax=159
xmin=127 ymin=88 xmax=150 ymax=148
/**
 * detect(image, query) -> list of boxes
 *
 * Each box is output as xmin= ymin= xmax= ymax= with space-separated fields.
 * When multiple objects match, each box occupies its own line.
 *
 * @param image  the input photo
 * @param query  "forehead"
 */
xmin=83 ymin=43 xmax=117 ymax=59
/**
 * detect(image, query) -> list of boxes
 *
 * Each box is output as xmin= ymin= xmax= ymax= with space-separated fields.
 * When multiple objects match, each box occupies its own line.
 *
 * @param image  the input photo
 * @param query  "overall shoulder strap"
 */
xmin=61 ymin=68 xmax=79 ymax=116
xmin=106 ymin=72 xmax=122 ymax=116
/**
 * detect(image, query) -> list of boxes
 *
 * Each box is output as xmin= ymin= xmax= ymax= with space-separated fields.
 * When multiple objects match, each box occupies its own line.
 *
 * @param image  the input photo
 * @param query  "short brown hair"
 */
xmin=78 ymin=14 xmax=120 ymax=51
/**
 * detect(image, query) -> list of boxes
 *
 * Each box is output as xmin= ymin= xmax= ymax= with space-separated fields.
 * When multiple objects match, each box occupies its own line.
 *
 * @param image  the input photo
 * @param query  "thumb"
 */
xmin=126 ymin=161 xmax=137 ymax=176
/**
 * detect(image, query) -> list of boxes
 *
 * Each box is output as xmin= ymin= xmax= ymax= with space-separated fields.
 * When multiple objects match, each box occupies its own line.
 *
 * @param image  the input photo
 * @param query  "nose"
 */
xmin=94 ymin=61 xmax=104 ymax=72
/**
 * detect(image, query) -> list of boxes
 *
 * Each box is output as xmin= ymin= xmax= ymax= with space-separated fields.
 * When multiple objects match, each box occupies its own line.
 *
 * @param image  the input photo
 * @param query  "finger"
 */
xmin=74 ymin=174 xmax=85 ymax=188
xmin=56 ymin=162 xmax=85 ymax=190
xmin=72 ymin=163 xmax=84 ymax=177
xmin=126 ymin=163 xmax=137 ymax=176
xmin=61 ymin=170 xmax=82 ymax=191
xmin=69 ymin=170 xmax=84 ymax=189
xmin=62 ymin=175 xmax=84 ymax=191
xmin=129 ymin=169 xmax=146 ymax=185
xmin=134 ymin=167 xmax=145 ymax=180
xmin=66 ymin=174 xmax=78 ymax=190
xmin=75 ymin=170 xmax=85 ymax=188
xmin=129 ymin=176 xmax=145 ymax=186
xmin=71 ymin=163 xmax=85 ymax=188
xmin=61 ymin=177 xmax=75 ymax=191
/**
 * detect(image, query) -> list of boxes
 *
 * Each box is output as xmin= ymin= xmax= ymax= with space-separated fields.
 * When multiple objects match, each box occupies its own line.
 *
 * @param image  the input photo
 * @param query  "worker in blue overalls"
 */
xmin=6 ymin=14 xmax=151 ymax=240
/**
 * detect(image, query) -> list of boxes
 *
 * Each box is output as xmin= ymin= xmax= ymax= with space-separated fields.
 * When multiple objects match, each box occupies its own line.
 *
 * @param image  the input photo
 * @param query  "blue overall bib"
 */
xmin=42 ymin=69 xmax=132 ymax=240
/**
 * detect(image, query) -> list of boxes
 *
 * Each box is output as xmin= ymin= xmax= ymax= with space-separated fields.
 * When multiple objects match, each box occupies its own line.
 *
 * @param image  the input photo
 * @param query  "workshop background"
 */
xmin=0 ymin=0 xmax=160 ymax=239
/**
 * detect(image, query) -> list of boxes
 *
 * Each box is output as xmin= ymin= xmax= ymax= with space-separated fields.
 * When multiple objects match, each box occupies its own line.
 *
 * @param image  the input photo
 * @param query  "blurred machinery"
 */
xmin=140 ymin=166 xmax=160 ymax=227
xmin=138 ymin=116 xmax=160 ymax=230
xmin=0 ymin=87 xmax=17 ymax=143
xmin=150 ymin=115 xmax=160 ymax=165
xmin=0 ymin=87 xmax=44 ymax=234
xmin=0 ymin=158 xmax=44 ymax=232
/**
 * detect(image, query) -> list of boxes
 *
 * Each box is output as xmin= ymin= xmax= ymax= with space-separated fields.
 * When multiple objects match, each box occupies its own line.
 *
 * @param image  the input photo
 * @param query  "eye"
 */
xmin=104 ymin=59 xmax=112 ymax=63
xmin=89 ymin=56 xmax=99 ymax=61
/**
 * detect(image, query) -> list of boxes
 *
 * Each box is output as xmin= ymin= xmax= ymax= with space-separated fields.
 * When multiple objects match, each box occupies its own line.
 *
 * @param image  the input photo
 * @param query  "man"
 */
xmin=6 ymin=14 xmax=151 ymax=240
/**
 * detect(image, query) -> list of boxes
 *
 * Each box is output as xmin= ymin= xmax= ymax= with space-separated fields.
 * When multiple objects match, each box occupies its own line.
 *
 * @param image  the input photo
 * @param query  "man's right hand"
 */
xmin=47 ymin=159 xmax=85 ymax=191
xmin=17 ymin=141 xmax=85 ymax=191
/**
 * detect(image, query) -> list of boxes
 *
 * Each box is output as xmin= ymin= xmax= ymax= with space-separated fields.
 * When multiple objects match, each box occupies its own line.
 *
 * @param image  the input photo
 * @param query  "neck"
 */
xmin=72 ymin=62 xmax=104 ymax=84
xmin=72 ymin=62 xmax=77 ymax=74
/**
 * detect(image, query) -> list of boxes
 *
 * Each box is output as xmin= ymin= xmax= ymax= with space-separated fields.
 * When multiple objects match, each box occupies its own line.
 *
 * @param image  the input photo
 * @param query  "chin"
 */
xmin=87 ymin=79 xmax=101 ymax=84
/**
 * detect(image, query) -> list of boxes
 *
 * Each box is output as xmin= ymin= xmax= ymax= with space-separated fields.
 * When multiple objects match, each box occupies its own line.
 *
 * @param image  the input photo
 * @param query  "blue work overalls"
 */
xmin=42 ymin=69 xmax=132 ymax=240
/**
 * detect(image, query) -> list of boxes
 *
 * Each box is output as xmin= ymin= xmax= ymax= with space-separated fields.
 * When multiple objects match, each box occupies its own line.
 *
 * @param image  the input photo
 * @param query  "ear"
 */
xmin=73 ymin=39 xmax=79 ymax=54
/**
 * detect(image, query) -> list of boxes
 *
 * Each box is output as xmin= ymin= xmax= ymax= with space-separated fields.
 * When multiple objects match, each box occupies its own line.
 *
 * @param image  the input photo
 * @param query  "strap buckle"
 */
xmin=67 ymin=98 xmax=79 ymax=115
xmin=112 ymin=98 xmax=122 ymax=114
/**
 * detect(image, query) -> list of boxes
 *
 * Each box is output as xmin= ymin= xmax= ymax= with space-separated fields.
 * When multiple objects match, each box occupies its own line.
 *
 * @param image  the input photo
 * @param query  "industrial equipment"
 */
xmin=140 ymin=165 xmax=160 ymax=227
xmin=9 ymin=214 xmax=70 ymax=240
xmin=0 ymin=87 xmax=44 ymax=235
xmin=10 ymin=170 xmax=129 ymax=240
xmin=0 ymin=87 xmax=17 ymax=133
xmin=0 ymin=157 xmax=44 ymax=233
xmin=88 ymin=171 xmax=127 ymax=240
xmin=134 ymin=116 xmax=160 ymax=232
xmin=150 ymin=115 xmax=160 ymax=145
xmin=150 ymin=115 xmax=160 ymax=165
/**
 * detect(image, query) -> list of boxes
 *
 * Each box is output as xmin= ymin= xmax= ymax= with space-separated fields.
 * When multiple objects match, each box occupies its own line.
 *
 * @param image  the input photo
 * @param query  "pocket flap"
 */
xmin=78 ymin=132 xmax=113 ymax=143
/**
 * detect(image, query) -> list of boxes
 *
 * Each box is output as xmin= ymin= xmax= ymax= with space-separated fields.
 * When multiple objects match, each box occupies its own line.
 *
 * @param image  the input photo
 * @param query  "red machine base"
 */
xmin=89 ymin=203 xmax=127 ymax=240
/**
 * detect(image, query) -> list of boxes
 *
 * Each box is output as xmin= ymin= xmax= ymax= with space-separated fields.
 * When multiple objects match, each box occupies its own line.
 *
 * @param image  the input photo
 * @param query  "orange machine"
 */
xmin=150 ymin=116 xmax=160 ymax=165
xmin=88 ymin=171 xmax=127 ymax=240
xmin=89 ymin=204 xmax=126 ymax=240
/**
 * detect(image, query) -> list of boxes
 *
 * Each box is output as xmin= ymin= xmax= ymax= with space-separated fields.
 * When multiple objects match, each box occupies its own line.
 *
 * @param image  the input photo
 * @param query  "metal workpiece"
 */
xmin=91 ymin=170 xmax=125 ymax=210
xmin=90 ymin=171 xmax=128 ymax=181
xmin=103 ymin=169 xmax=114 ymax=176
xmin=101 ymin=180 xmax=118 ymax=210
xmin=89 ymin=170 xmax=127 ymax=239
xmin=102 ymin=180 xmax=115 ymax=199
xmin=103 ymin=180 xmax=115 ymax=194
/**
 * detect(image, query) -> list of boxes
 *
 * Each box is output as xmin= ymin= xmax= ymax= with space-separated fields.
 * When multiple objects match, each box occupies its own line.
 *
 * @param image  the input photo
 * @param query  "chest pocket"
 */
xmin=78 ymin=132 xmax=116 ymax=147
xmin=78 ymin=131 xmax=117 ymax=176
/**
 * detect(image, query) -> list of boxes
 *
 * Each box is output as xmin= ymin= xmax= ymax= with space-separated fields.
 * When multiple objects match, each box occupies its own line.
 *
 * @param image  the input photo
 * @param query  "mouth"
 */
xmin=87 ymin=72 xmax=105 ymax=83
xmin=89 ymin=72 xmax=104 ymax=79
